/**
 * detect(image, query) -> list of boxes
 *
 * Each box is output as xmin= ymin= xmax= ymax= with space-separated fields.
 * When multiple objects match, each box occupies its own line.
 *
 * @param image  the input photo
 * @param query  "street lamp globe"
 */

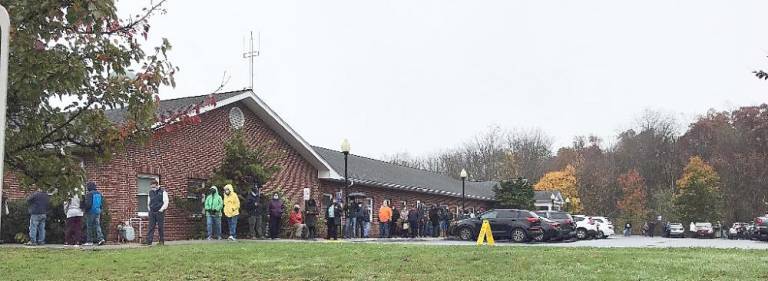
xmin=550 ymin=193 xmax=556 ymax=200
xmin=460 ymin=169 xmax=468 ymax=179
xmin=565 ymin=198 xmax=571 ymax=204
xmin=341 ymin=139 xmax=350 ymax=154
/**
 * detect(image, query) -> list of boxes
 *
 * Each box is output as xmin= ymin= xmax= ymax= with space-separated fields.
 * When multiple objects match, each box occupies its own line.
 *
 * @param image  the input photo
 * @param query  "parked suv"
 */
xmin=572 ymin=215 xmax=599 ymax=240
xmin=754 ymin=215 xmax=768 ymax=241
xmin=694 ymin=222 xmax=715 ymax=238
xmin=535 ymin=211 xmax=576 ymax=240
xmin=449 ymin=209 xmax=543 ymax=243
xmin=664 ymin=223 xmax=685 ymax=238
xmin=591 ymin=216 xmax=615 ymax=238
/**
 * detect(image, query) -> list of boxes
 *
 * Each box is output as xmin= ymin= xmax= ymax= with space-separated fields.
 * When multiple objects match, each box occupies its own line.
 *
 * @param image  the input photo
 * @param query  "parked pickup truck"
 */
xmin=754 ymin=215 xmax=768 ymax=241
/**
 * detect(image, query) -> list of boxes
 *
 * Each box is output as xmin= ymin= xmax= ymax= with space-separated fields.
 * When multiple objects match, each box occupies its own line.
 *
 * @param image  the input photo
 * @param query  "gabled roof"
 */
xmin=105 ymin=90 xmax=341 ymax=180
xmin=104 ymin=90 xmax=246 ymax=124
xmin=313 ymin=146 xmax=497 ymax=201
xmin=534 ymin=190 xmax=563 ymax=202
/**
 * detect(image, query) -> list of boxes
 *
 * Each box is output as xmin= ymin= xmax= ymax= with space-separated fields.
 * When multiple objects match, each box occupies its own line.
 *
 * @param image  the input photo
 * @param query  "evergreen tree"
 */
xmin=208 ymin=130 xmax=280 ymax=194
xmin=493 ymin=177 xmax=534 ymax=209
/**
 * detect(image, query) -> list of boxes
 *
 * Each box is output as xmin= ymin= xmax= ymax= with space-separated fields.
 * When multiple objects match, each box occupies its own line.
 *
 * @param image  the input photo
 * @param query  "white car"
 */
xmin=591 ymin=216 xmax=615 ymax=238
xmin=572 ymin=215 xmax=599 ymax=240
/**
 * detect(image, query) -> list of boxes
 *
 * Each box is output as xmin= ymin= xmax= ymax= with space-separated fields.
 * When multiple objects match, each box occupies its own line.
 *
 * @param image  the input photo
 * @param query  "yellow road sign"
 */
xmin=476 ymin=219 xmax=495 ymax=246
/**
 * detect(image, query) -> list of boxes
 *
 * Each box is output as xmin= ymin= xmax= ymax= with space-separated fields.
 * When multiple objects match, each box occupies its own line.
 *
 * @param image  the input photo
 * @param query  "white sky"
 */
xmin=119 ymin=0 xmax=768 ymax=158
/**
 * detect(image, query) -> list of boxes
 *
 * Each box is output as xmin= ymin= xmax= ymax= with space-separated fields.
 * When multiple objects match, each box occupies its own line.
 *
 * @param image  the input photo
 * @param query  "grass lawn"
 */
xmin=2 ymin=242 xmax=768 ymax=280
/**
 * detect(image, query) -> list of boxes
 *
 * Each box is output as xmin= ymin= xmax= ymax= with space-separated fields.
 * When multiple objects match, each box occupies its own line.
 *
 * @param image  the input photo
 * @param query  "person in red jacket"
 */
xmin=288 ymin=205 xmax=306 ymax=239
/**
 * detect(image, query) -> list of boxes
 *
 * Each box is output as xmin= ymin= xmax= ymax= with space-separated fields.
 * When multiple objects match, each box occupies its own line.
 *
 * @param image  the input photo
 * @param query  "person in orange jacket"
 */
xmin=378 ymin=201 xmax=393 ymax=238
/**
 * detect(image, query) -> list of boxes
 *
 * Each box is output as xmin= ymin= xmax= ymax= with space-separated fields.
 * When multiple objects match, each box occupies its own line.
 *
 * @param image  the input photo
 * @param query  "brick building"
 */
xmin=3 ymin=90 xmax=495 ymax=240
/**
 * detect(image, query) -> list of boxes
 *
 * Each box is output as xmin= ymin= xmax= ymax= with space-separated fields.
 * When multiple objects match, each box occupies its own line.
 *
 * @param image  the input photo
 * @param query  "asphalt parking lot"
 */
xmin=350 ymin=236 xmax=768 ymax=249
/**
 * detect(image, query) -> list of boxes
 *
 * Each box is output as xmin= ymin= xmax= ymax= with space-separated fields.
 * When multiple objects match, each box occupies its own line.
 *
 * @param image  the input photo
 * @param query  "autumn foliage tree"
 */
xmin=3 ymin=0 xmax=181 ymax=196
xmin=674 ymin=156 xmax=722 ymax=223
xmin=616 ymin=169 xmax=648 ymax=220
xmin=534 ymin=165 xmax=582 ymax=213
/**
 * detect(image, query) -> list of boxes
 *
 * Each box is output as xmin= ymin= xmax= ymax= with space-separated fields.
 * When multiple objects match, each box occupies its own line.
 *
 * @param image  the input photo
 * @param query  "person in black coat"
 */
xmin=428 ymin=205 xmax=440 ymax=237
xmin=305 ymin=199 xmax=319 ymax=239
xmin=390 ymin=207 xmax=400 ymax=238
xmin=245 ymin=187 xmax=261 ymax=239
xmin=326 ymin=201 xmax=342 ymax=240
xmin=407 ymin=208 xmax=419 ymax=238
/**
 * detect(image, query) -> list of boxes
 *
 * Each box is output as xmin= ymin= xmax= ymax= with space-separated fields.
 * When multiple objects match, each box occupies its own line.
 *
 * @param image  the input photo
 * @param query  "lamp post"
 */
xmin=460 ymin=169 xmax=468 ymax=214
xmin=340 ymin=139 xmax=350 ymax=237
xmin=550 ymin=193 xmax=556 ymax=211
xmin=565 ymin=197 xmax=571 ymax=212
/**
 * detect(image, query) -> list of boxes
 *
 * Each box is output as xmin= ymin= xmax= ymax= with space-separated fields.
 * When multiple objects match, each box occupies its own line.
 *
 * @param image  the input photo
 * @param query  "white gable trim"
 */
xmin=205 ymin=91 xmax=341 ymax=180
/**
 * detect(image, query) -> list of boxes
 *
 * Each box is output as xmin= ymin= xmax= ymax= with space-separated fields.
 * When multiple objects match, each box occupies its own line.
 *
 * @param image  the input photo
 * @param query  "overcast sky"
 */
xmin=119 ymin=0 xmax=768 ymax=159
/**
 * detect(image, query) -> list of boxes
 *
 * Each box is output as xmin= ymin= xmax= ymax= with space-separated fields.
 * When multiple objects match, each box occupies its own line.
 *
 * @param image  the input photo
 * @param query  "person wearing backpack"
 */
xmin=82 ymin=182 xmax=105 ymax=246
xmin=144 ymin=179 xmax=169 ymax=246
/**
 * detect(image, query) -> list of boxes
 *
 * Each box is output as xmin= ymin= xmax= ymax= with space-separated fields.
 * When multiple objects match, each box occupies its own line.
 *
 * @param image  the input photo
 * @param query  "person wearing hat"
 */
xmin=204 ymin=186 xmax=224 ymax=240
xmin=245 ymin=184 xmax=262 ymax=239
xmin=288 ymin=204 xmax=305 ymax=239
xmin=222 ymin=184 xmax=241 ymax=241
xmin=144 ymin=179 xmax=169 ymax=246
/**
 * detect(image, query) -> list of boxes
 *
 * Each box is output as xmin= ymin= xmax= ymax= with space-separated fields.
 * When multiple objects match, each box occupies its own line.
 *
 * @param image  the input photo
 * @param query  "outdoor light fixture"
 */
xmin=460 ymin=169 xmax=467 ymax=215
xmin=565 ymin=197 xmax=571 ymax=212
xmin=340 ymin=139 xmax=350 ymax=236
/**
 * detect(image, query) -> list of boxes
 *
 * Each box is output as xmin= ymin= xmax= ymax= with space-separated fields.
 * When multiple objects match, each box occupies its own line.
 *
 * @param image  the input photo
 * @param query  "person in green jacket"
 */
xmin=204 ymin=186 xmax=224 ymax=240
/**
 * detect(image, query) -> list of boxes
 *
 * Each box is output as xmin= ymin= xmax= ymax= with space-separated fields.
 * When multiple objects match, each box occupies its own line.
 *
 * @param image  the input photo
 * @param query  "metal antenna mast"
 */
xmin=242 ymin=31 xmax=260 ymax=90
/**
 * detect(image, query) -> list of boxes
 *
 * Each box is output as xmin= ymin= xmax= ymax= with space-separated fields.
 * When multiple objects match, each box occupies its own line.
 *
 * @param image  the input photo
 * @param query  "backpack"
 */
xmin=91 ymin=192 xmax=103 ymax=214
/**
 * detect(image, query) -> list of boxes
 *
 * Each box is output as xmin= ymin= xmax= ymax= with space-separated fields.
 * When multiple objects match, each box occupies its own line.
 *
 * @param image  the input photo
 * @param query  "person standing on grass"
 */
xmin=25 ymin=188 xmax=50 ymax=246
xmin=144 ymin=179 xmax=169 ymax=246
xmin=245 ymin=185 xmax=260 ymax=239
xmin=378 ymin=201 xmax=392 ymax=238
xmin=64 ymin=189 xmax=84 ymax=246
xmin=268 ymin=193 xmax=284 ymax=239
xmin=83 ymin=182 xmax=105 ymax=246
xmin=326 ymin=201 xmax=341 ymax=240
xmin=305 ymin=199 xmax=319 ymax=239
xmin=204 ymin=186 xmax=224 ymax=240
xmin=223 ymin=184 xmax=241 ymax=241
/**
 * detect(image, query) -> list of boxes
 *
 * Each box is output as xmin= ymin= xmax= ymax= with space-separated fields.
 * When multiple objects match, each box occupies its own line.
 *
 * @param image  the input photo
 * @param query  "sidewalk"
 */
xmin=0 ymin=237 xmax=449 ymax=250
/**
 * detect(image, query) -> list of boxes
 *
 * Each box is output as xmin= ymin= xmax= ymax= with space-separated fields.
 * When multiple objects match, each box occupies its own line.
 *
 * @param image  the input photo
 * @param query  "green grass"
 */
xmin=2 ymin=242 xmax=768 ymax=280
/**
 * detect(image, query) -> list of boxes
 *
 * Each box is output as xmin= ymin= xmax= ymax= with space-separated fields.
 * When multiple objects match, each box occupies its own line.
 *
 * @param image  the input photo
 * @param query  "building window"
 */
xmin=186 ymin=179 xmax=206 ymax=199
xmin=322 ymin=194 xmax=333 ymax=209
xmin=137 ymin=175 xmax=159 ymax=217
xmin=366 ymin=198 xmax=374 ymax=222
xmin=229 ymin=107 xmax=245 ymax=129
xmin=187 ymin=179 xmax=206 ymax=217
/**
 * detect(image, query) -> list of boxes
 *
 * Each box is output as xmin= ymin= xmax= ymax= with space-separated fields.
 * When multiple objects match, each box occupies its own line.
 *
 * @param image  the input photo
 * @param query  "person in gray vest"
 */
xmin=144 ymin=179 xmax=169 ymax=245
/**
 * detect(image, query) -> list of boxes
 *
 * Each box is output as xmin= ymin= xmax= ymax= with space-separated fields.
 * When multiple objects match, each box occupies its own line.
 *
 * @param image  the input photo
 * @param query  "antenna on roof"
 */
xmin=242 ymin=31 xmax=261 ymax=90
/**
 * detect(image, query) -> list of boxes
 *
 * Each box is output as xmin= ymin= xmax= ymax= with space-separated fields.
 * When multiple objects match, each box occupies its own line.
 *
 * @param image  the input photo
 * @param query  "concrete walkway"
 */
xmin=3 ymin=236 xmax=768 ymax=250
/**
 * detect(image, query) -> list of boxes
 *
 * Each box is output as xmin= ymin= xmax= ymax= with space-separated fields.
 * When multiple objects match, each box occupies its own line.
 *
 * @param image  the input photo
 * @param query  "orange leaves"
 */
xmin=676 ymin=156 xmax=720 ymax=191
xmin=535 ymin=165 xmax=582 ymax=212
xmin=617 ymin=169 xmax=647 ymax=218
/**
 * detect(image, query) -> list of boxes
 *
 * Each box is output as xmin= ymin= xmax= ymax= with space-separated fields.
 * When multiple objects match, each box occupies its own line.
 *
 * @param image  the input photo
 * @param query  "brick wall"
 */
xmin=3 ymin=102 xmax=323 ymax=241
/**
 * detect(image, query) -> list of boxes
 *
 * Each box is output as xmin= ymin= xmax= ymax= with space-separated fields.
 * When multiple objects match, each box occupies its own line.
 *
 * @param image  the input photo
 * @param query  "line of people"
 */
xmin=323 ymin=200 xmax=457 ymax=240
xmin=25 ymin=182 xmax=107 ymax=247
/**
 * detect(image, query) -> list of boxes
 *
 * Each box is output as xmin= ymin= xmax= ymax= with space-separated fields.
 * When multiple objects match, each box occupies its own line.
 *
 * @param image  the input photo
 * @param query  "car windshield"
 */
xmin=574 ymin=216 xmax=585 ymax=222
xmin=550 ymin=213 xmax=570 ymax=219
xmin=593 ymin=218 xmax=604 ymax=223
xmin=696 ymin=223 xmax=712 ymax=228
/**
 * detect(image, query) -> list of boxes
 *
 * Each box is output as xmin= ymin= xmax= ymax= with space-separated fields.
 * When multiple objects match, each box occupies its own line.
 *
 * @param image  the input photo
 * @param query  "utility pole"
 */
xmin=242 ymin=31 xmax=260 ymax=90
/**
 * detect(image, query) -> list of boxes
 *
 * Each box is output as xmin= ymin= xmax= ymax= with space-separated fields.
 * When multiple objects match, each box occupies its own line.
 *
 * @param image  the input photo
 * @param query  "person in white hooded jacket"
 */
xmin=63 ymin=190 xmax=84 ymax=246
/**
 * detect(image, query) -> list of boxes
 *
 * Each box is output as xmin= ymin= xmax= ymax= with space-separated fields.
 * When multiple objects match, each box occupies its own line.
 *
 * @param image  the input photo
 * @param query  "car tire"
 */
xmin=576 ymin=228 xmax=587 ymax=240
xmin=458 ymin=227 xmax=474 ymax=241
xmin=511 ymin=228 xmax=527 ymax=243
xmin=598 ymin=231 xmax=605 ymax=239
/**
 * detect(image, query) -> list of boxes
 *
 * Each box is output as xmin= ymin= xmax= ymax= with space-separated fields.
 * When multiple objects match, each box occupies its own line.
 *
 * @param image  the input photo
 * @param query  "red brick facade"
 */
xmin=3 ymin=99 xmax=493 ymax=241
